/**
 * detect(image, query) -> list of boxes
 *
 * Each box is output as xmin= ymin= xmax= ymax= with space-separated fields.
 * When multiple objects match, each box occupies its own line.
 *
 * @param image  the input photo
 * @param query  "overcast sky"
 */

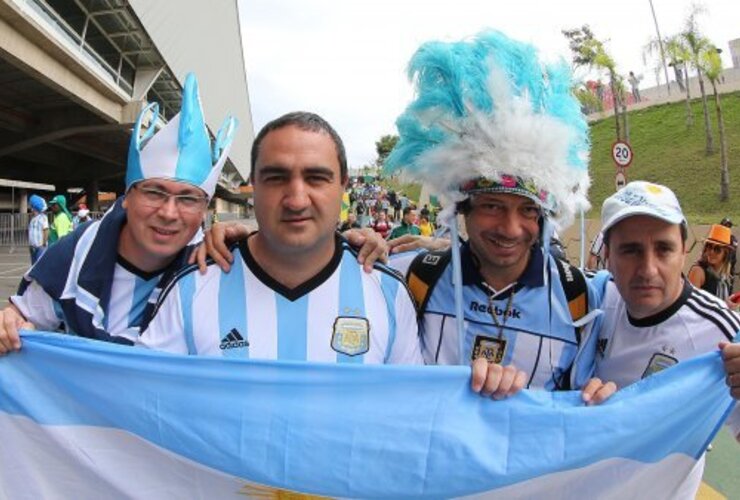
xmin=238 ymin=0 xmax=739 ymax=168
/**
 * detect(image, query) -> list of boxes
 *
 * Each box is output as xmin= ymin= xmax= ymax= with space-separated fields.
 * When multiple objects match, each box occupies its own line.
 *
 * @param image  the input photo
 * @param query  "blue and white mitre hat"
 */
xmin=126 ymin=73 xmax=238 ymax=198
xmin=385 ymin=30 xmax=590 ymax=228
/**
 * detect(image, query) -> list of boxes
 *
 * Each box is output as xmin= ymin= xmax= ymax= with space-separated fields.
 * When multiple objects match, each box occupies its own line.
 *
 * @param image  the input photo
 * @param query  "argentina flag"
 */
xmin=0 ymin=332 xmax=734 ymax=499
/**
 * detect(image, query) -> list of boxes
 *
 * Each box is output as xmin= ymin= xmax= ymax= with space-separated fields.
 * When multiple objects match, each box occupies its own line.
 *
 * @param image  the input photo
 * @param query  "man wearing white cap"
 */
xmin=586 ymin=181 xmax=740 ymax=498
xmin=0 ymin=73 xmax=237 ymax=353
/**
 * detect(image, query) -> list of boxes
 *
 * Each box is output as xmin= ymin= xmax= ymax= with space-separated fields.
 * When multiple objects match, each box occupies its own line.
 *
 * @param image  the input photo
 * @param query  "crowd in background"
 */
xmin=339 ymin=178 xmax=439 ymax=239
xmin=26 ymin=193 xmax=94 ymax=264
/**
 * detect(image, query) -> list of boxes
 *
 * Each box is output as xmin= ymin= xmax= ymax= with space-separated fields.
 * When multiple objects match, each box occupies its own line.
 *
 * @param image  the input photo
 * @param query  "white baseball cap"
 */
xmin=601 ymin=181 xmax=686 ymax=234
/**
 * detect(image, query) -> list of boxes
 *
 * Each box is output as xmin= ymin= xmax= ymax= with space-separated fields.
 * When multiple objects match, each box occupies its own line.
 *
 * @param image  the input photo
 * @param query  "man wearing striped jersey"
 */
xmin=139 ymin=112 xmax=422 ymax=365
xmin=0 ymin=74 xmax=237 ymax=352
xmin=373 ymin=31 xmax=615 ymax=403
xmin=585 ymin=182 xmax=740 ymax=499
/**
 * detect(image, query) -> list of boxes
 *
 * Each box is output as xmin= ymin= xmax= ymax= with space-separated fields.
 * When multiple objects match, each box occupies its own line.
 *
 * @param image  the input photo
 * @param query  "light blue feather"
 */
xmin=385 ymin=29 xmax=589 ymax=177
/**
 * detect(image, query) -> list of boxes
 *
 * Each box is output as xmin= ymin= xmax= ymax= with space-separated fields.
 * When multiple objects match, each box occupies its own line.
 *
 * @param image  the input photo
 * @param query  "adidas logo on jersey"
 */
xmin=220 ymin=328 xmax=249 ymax=350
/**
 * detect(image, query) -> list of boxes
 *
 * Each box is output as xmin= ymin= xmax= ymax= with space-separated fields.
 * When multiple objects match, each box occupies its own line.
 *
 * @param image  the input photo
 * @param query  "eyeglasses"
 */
xmin=704 ymin=243 xmax=726 ymax=254
xmin=134 ymin=185 xmax=208 ymax=213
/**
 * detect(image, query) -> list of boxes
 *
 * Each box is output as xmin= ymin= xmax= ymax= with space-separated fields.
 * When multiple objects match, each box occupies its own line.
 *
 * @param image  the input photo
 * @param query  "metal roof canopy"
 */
xmin=0 ymin=0 xmax=252 ymax=193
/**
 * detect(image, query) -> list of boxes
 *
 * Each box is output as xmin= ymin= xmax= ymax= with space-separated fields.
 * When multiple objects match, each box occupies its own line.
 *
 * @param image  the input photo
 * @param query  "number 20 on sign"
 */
xmin=611 ymin=141 xmax=633 ymax=168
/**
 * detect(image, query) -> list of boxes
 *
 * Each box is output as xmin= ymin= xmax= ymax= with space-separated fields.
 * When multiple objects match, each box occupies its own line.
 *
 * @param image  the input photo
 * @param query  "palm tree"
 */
xmin=563 ymin=26 xmax=623 ymax=141
xmin=665 ymin=37 xmax=693 ymax=127
xmin=702 ymin=48 xmax=730 ymax=200
xmin=681 ymin=6 xmax=714 ymax=154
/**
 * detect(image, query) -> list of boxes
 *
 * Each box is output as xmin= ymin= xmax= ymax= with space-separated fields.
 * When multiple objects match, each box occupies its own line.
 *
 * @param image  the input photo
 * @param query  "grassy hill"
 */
xmin=380 ymin=91 xmax=739 ymax=224
xmin=588 ymin=91 xmax=740 ymax=224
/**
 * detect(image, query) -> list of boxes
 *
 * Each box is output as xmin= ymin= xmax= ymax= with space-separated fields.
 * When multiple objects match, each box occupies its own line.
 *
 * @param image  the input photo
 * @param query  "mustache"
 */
xmin=486 ymin=232 xmax=536 ymax=245
xmin=281 ymin=209 xmax=312 ymax=219
xmin=629 ymin=280 xmax=662 ymax=288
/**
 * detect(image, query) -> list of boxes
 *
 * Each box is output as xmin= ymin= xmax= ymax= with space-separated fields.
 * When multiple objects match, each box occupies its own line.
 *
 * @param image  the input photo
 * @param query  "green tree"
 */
xmin=375 ymin=134 xmax=399 ymax=168
xmin=574 ymin=84 xmax=602 ymax=113
xmin=664 ymin=36 xmax=694 ymax=127
xmin=563 ymin=26 xmax=622 ymax=141
xmin=701 ymin=47 xmax=730 ymax=200
xmin=680 ymin=5 xmax=714 ymax=154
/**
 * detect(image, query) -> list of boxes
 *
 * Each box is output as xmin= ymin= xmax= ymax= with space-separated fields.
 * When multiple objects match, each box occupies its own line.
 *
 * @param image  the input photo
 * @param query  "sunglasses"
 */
xmin=704 ymin=243 xmax=726 ymax=254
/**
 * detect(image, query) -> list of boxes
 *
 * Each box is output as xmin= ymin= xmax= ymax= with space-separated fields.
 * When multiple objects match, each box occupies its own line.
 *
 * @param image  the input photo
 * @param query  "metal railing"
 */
xmin=0 ymin=213 xmax=30 ymax=248
xmin=0 ymin=212 xmax=104 ymax=248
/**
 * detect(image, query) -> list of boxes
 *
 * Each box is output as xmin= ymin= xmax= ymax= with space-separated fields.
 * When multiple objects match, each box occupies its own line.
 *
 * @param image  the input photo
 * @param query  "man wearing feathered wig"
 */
xmin=387 ymin=30 xmax=611 ymax=401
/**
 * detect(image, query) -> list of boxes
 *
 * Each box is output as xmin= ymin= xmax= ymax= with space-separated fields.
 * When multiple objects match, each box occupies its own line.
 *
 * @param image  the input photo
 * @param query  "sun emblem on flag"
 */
xmin=238 ymin=483 xmax=330 ymax=499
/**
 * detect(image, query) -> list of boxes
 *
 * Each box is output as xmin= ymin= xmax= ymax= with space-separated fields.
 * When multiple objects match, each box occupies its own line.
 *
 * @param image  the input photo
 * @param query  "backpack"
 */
xmin=406 ymin=248 xmax=589 ymax=342
xmin=407 ymin=248 xmax=589 ymax=389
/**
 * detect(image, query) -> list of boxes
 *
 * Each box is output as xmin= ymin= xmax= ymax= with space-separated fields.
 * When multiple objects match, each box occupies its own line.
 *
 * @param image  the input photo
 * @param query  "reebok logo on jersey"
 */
xmin=469 ymin=301 xmax=521 ymax=319
xmin=220 ymin=328 xmax=249 ymax=350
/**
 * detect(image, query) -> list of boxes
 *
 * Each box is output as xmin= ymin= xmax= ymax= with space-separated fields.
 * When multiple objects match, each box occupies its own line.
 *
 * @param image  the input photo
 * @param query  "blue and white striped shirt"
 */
xmin=28 ymin=213 xmax=48 ymax=248
xmin=12 ymin=198 xmax=191 ymax=344
xmin=139 ymin=237 xmax=423 ymax=365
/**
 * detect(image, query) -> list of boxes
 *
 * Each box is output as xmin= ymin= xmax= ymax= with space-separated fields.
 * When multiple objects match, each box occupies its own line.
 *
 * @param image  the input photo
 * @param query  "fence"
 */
xmin=0 ymin=212 xmax=104 ymax=248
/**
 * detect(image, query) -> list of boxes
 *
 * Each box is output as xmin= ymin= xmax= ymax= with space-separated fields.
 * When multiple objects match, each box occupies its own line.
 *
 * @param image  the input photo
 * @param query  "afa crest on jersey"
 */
xmin=331 ymin=317 xmax=370 ymax=356
xmin=472 ymin=335 xmax=508 ymax=364
xmin=642 ymin=353 xmax=678 ymax=379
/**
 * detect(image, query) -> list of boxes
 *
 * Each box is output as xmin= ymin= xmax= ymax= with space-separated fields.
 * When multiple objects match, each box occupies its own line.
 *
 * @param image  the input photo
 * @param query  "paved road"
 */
xmin=0 ymin=246 xmax=30 ymax=307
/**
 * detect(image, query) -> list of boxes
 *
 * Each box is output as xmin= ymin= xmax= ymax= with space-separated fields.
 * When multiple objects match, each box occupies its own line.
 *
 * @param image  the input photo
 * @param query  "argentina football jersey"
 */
xmin=102 ymin=257 xmax=163 ymax=342
xmin=416 ymin=244 xmax=587 ymax=389
xmin=139 ymin=235 xmax=422 ymax=365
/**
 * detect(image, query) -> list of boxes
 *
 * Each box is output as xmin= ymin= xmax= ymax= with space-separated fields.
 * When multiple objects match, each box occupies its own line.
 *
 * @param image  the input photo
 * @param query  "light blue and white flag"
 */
xmin=0 ymin=332 xmax=734 ymax=499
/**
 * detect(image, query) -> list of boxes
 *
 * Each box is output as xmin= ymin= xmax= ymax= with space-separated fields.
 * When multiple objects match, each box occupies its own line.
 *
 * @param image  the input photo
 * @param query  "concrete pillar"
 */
xmin=86 ymin=180 xmax=99 ymax=211
xmin=19 ymin=189 xmax=28 ymax=213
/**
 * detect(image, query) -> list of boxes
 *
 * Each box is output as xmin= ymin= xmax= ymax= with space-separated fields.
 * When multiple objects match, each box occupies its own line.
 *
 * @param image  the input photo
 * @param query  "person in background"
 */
xmin=720 ymin=217 xmax=737 ymax=290
xmin=339 ymin=212 xmax=361 ymax=232
xmin=72 ymin=204 xmax=92 ymax=229
xmin=388 ymin=206 xmax=420 ymax=239
xmin=372 ymin=211 xmax=392 ymax=239
xmin=27 ymin=194 xmax=49 ymax=265
xmin=47 ymin=194 xmax=73 ymax=244
xmin=688 ymin=224 xmax=735 ymax=301
xmin=628 ymin=71 xmax=641 ymax=103
xmin=418 ymin=214 xmax=434 ymax=237
xmin=586 ymin=231 xmax=606 ymax=271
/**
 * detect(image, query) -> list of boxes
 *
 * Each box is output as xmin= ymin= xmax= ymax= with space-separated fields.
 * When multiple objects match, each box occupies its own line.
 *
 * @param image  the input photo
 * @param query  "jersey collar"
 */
xmin=627 ymin=279 xmax=692 ymax=327
xmin=239 ymin=232 xmax=344 ymax=302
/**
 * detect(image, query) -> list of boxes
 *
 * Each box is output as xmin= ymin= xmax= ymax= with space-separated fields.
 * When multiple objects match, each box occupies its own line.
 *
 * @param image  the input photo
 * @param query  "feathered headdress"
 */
xmin=385 ymin=30 xmax=590 ymax=228
xmin=126 ymin=73 xmax=238 ymax=198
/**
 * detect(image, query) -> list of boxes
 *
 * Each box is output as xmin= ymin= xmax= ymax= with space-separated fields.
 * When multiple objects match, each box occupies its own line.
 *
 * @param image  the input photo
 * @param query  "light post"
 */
xmin=648 ymin=0 xmax=672 ymax=95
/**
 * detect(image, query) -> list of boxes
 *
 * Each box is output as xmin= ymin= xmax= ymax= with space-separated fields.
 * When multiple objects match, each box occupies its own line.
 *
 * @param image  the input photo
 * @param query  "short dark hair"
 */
xmin=402 ymin=206 xmax=416 ymax=217
xmin=250 ymin=111 xmax=347 ymax=182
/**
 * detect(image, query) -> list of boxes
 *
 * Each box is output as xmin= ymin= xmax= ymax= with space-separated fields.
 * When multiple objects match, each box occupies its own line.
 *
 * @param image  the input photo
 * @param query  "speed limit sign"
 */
xmin=612 ymin=141 xmax=633 ymax=168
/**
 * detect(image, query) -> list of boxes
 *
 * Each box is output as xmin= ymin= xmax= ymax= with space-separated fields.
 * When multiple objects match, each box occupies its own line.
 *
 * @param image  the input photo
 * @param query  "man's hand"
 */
xmin=470 ymin=358 xmax=527 ymax=400
xmin=388 ymin=235 xmax=451 ymax=254
xmin=188 ymin=222 xmax=251 ymax=274
xmin=580 ymin=377 xmax=616 ymax=406
xmin=720 ymin=341 xmax=740 ymax=400
xmin=342 ymin=228 xmax=389 ymax=273
xmin=0 ymin=305 xmax=34 ymax=355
